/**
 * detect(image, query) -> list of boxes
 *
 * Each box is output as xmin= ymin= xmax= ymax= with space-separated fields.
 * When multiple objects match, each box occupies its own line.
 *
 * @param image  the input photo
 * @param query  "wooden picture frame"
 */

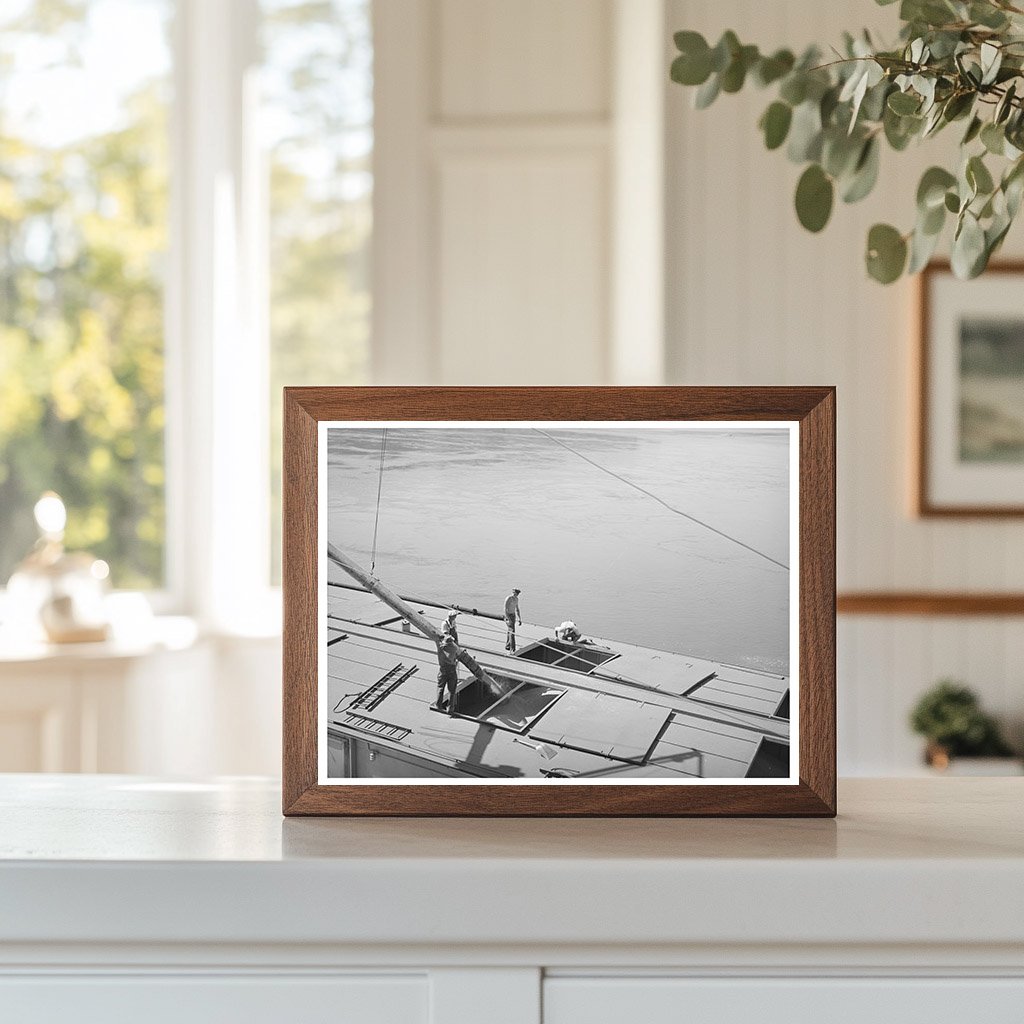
xmin=282 ymin=387 xmax=836 ymax=816
xmin=917 ymin=261 xmax=1024 ymax=517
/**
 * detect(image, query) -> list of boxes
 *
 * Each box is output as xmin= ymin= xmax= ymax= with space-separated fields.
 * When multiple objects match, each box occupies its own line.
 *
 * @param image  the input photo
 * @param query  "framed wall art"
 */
xmin=917 ymin=261 xmax=1024 ymax=517
xmin=282 ymin=387 xmax=836 ymax=816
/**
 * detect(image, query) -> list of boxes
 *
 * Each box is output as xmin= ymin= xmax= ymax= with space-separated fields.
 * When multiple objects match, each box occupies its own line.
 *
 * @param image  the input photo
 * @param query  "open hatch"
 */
xmin=453 ymin=674 xmax=564 ymax=733
xmin=513 ymin=638 xmax=618 ymax=673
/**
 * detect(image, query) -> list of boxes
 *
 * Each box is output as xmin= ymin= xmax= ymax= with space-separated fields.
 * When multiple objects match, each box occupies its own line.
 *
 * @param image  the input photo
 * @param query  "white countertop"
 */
xmin=1 ymin=776 xmax=1022 ymax=951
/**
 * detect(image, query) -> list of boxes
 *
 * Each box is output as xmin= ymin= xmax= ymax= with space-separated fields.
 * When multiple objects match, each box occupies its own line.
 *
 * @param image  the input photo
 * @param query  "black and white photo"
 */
xmin=318 ymin=422 xmax=797 ymax=784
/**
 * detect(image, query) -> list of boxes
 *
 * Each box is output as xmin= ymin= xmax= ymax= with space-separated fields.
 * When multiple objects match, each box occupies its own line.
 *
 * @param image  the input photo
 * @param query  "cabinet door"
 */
xmin=0 ymin=974 xmax=427 ymax=1024
xmin=544 ymin=977 xmax=1024 ymax=1024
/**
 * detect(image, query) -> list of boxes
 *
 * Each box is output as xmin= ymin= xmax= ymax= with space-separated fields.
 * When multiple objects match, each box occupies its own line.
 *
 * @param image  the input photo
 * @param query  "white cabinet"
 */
xmin=544 ymin=978 xmax=1024 ymax=1024
xmin=0 ymin=975 xmax=427 ymax=1024
xmin=1 ymin=777 xmax=1022 ymax=1024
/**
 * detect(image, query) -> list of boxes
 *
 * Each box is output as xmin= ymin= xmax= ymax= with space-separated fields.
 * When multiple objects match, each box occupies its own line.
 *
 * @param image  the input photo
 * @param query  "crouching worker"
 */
xmin=555 ymin=620 xmax=582 ymax=643
xmin=433 ymin=633 xmax=461 ymax=716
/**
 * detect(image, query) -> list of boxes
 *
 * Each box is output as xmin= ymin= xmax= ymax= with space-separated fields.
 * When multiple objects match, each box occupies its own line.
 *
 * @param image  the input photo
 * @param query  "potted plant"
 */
xmin=670 ymin=0 xmax=1024 ymax=283
xmin=909 ymin=679 xmax=1018 ymax=771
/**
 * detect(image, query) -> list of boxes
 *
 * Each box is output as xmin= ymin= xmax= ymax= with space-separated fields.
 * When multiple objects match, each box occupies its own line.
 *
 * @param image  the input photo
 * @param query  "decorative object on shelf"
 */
xmin=916 ymin=260 xmax=1024 ymax=515
xmin=281 ymin=386 xmax=836 ymax=818
xmin=4 ymin=492 xmax=111 ymax=644
xmin=910 ymin=679 xmax=1017 ymax=770
xmin=670 ymin=0 xmax=1024 ymax=283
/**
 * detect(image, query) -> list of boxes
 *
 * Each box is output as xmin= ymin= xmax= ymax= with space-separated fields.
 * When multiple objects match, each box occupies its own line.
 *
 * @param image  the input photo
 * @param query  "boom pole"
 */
xmin=327 ymin=543 xmax=500 ymax=694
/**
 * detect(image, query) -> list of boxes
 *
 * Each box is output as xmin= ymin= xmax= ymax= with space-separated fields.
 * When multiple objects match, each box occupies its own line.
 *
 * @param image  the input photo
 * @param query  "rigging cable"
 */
xmin=532 ymin=428 xmax=789 ymax=572
xmin=369 ymin=427 xmax=387 ymax=576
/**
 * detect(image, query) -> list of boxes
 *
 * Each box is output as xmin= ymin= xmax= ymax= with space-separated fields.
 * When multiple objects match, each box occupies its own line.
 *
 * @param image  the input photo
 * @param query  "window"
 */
xmin=0 ymin=0 xmax=374 ymax=619
xmin=514 ymin=639 xmax=619 ymax=672
xmin=261 ymin=0 xmax=372 ymax=581
xmin=0 ymin=0 xmax=172 ymax=589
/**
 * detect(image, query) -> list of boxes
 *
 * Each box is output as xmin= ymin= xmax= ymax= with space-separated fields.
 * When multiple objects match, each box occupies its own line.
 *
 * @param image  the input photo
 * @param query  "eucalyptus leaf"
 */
xmin=888 ymin=90 xmax=921 ymax=115
xmin=795 ymin=164 xmax=834 ymax=232
xmin=981 ymin=121 xmax=1006 ymax=155
xmin=866 ymin=223 xmax=908 ymax=283
xmin=787 ymin=101 xmax=823 ymax=162
xmin=754 ymin=49 xmax=795 ymax=87
xmin=967 ymin=154 xmax=995 ymax=195
xmin=917 ymin=166 xmax=957 ymax=210
xmin=951 ymin=212 xmax=986 ymax=278
xmin=908 ymin=221 xmax=942 ymax=273
xmin=694 ymin=73 xmax=721 ymax=109
xmin=842 ymin=137 xmax=881 ymax=203
xmin=760 ymin=101 xmax=793 ymax=150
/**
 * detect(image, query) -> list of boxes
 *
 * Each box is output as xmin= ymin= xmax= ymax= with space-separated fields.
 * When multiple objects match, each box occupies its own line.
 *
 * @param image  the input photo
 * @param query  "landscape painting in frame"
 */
xmin=317 ymin=421 xmax=798 ymax=785
xmin=920 ymin=263 xmax=1024 ymax=515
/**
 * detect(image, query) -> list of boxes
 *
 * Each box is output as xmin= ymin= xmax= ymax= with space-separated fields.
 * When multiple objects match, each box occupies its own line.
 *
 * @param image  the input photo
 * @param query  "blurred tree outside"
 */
xmin=0 ymin=0 xmax=372 ymax=593
xmin=263 ymin=0 xmax=372 ymax=582
xmin=0 ymin=0 xmax=171 ymax=588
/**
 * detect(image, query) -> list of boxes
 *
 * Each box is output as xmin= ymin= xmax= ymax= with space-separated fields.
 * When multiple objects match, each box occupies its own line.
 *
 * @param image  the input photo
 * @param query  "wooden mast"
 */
xmin=327 ymin=543 xmax=500 ymax=693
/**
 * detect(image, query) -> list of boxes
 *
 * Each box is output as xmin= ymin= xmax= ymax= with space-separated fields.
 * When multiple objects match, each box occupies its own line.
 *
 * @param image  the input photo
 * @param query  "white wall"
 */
xmin=665 ymin=0 xmax=1024 ymax=771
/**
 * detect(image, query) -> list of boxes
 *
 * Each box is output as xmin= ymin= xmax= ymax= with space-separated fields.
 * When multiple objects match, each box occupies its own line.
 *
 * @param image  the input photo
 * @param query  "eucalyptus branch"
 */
xmin=670 ymin=0 xmax=1024 ymax=283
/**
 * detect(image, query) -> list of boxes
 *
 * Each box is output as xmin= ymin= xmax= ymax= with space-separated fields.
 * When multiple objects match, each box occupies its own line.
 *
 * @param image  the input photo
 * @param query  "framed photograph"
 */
xmin=283 ymin=387 xmax=835 ymax=816
xmin=917 ymin=261 xmax=1024 ymax=516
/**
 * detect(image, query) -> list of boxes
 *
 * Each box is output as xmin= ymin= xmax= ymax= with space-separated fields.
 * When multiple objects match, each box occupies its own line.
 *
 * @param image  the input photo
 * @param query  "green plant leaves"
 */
xmin=917 ymin=166 xmax=957 ymax=210
xmin=759 ymin=101 xmax=792 ymax=150
xmin=842 ymin=137 xmax=880 ymax=203
xmin=668 ymin=10 xmax=1024 ymax=284
xmin=866 ymin=224 xmax=908 ymax=283
xmin=952 ymin=211 xmax=987 ymax=278
xmin=795 ymin=164 xmax=834 ymax=232
xmin=672 ymin=31 xmax=713 ymax=85
xmin=888 ymin=90 xmax=921 ymax=116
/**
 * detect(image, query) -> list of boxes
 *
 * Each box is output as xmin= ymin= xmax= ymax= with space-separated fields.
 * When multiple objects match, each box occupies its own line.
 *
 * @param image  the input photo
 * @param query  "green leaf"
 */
xmin=970 ymin=2 xmax=1009 ymax=29
xmin=908 ymin=221 xmax=942 ymax=273
xmin=942 ymin=92 xmax=974 ymax=123
xmin=779 ymin=74 xmax=807 ymax=106
xmin=980 ymin=41 xmax=1002 ymax=86
xmin=760 ymin=102 xmax=792 ymax=150
xmin=996 ymin=83 xmax=1017 ymax=125
xmin=866 ymin=223 xmax=908 ymax=284
xmin=795 ymin=164 xmax=834 ymax=232
xmin=822 ymin=129 xmax=863 ymax=178
xmin=884 ymin=106 xmax=923 ymax=150
xmin=951 ymin=212 xmax=987 ymax=278
xmin=842 ymin=137 xmax=880 ymax=203
xmin=944 ymin=190 xmax=961 ymax=213
xmin=721 ymin=44 xmax=759 ymax=93
xmin=917 ymin=166 xmax=957 ymax=210
xmin=710 ymin=31 xmax=740 ymax=73
xmin=962 ymin=115 xmax=983 ymax=145
xmin=671 ymin=32 xmax=713 ymax=86
xmin=787 ymin=101 xmax=823 ymax=162
xmin=981 ymin=122 xmax=1005 ymax=155
xmin=754 ymin=49 xmax=795 ymax=87
xmin=694 ymin=73 xmax=721 ymax=109
xmin=967 ymin=154 xmax=995 ymax=196
xmin=888 ymin=91 xmax=921 ymax=116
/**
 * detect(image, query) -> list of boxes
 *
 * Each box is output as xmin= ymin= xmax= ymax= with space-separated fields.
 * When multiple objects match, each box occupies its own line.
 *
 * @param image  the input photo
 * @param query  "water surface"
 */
xmin=327 ymin=427 xmax=790 ymax=674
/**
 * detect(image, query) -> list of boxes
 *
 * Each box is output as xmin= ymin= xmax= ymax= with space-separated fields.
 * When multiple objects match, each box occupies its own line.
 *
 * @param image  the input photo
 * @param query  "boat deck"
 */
xmin=326 ymin=585 xmax=790 ymax=780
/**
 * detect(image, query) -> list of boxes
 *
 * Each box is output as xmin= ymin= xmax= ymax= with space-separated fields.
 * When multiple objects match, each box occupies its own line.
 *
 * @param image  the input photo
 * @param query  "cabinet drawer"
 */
xmin=0 ymin=974 xmax=427 ymax=1024
xmin=544 ymin=977 xmax=1024 ymax=1024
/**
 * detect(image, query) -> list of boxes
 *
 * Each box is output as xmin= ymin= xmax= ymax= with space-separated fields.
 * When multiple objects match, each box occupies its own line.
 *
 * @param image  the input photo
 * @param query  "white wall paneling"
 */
xmin=374 ymin=0 xmax=665 ymax=385
xmin=665 ymin=0 xmax=1024 ymax=774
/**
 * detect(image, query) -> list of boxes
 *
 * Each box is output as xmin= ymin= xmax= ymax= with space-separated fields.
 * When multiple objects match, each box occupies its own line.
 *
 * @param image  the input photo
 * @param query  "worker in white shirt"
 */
xmin=504 ymin=588 xmax=522 ymax=652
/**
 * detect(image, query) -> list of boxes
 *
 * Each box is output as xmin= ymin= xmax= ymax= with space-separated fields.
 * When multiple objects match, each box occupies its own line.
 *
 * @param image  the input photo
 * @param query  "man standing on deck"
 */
xmin=443 ymin=609 xmax=459 ymax=645
xmin=504 ymin=588 xmax=522 ymax=652
xmin=433 ymin=633 xmax=460 ymax=716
